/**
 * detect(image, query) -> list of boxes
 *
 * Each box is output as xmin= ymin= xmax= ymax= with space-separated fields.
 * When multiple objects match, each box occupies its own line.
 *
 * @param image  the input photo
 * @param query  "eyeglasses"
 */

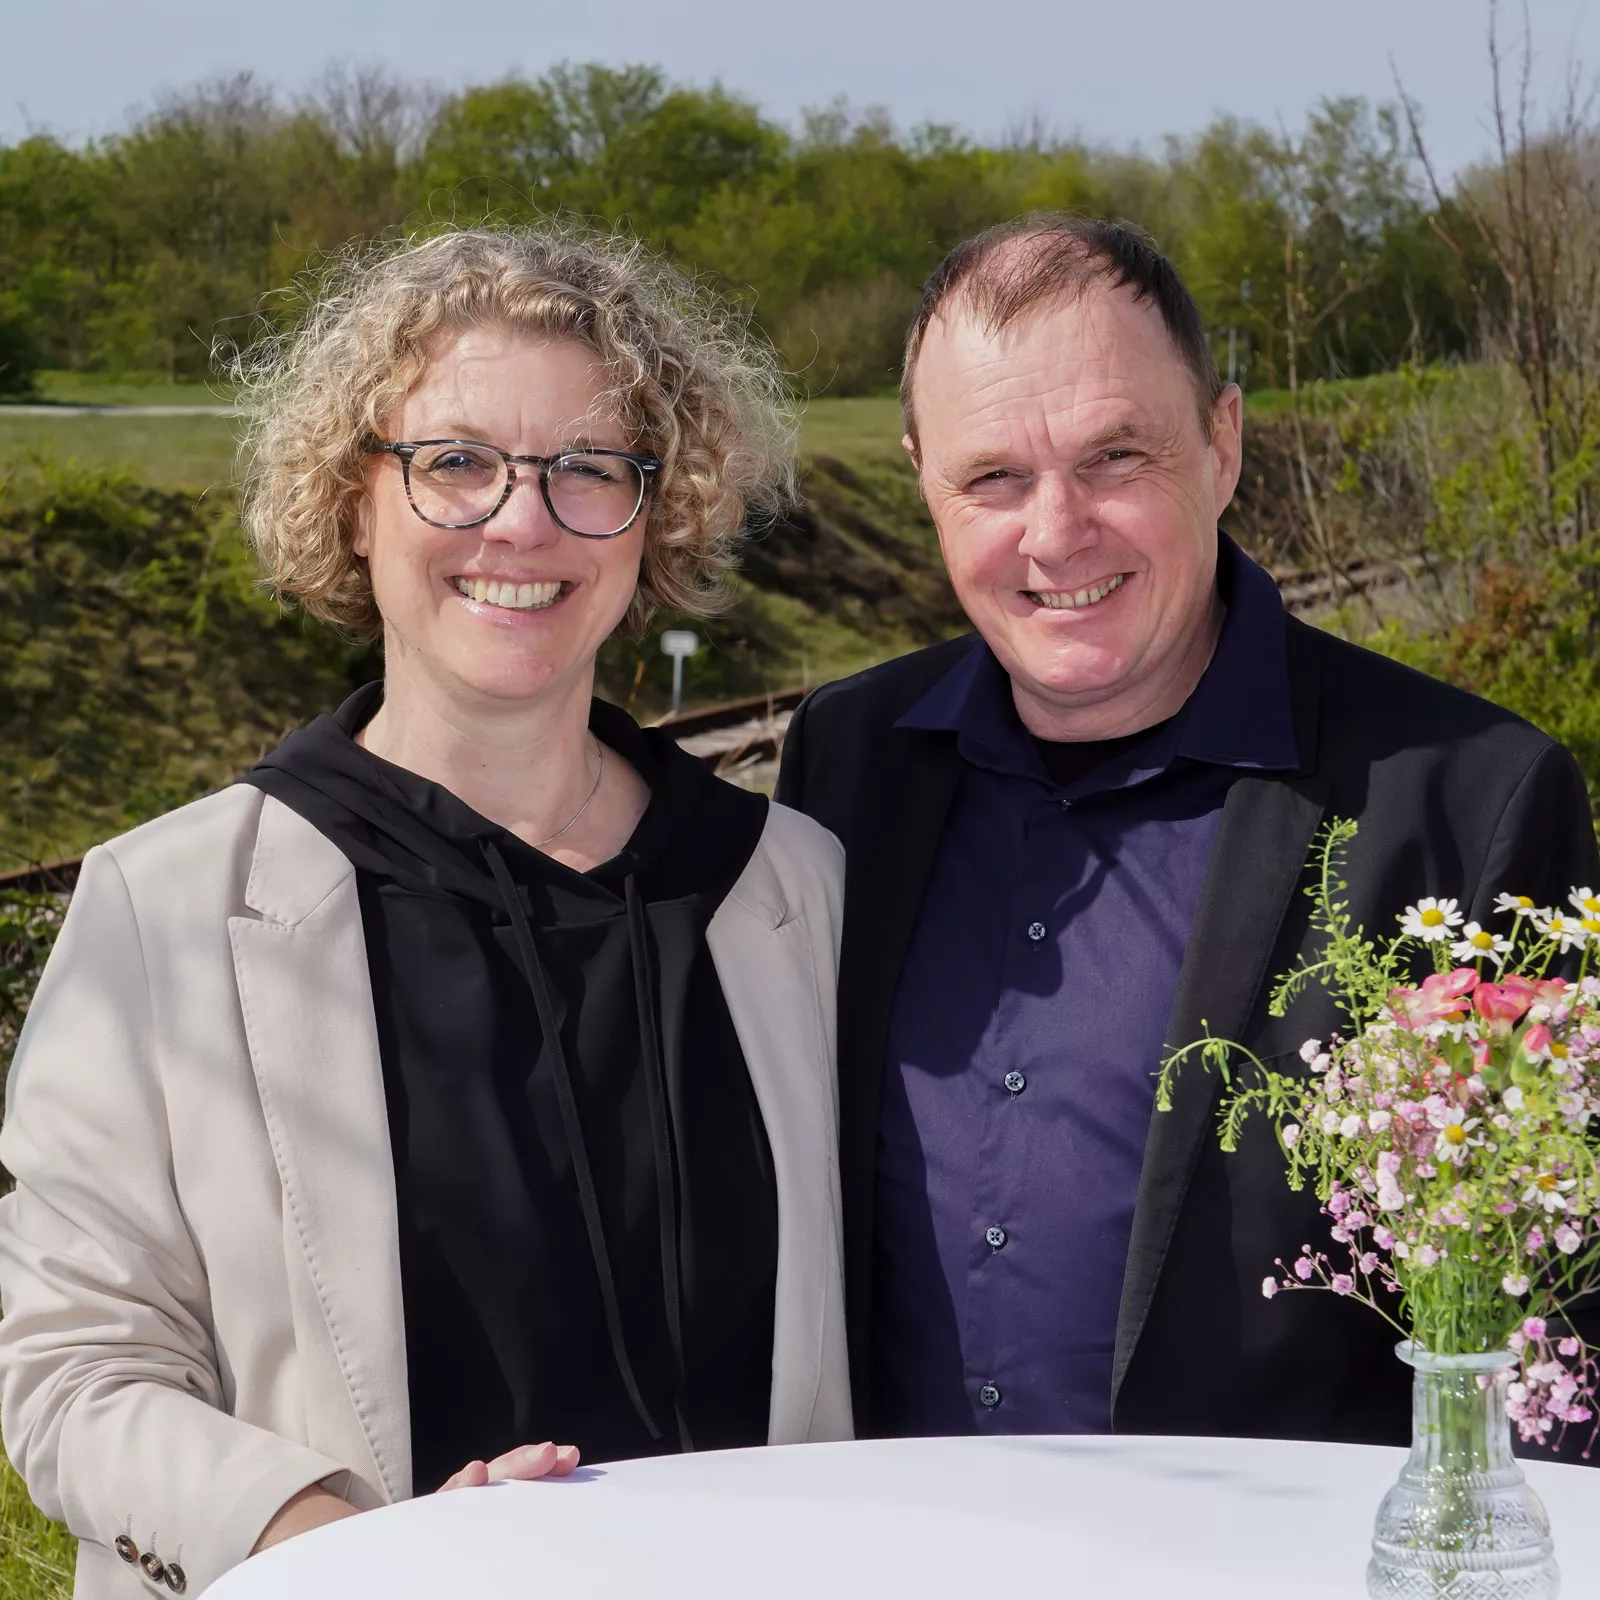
xmin=366 ymin=438 xmax=662 ymax=537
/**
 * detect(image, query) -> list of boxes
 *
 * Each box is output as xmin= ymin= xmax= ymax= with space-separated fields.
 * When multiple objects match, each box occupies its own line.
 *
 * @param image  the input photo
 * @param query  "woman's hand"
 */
xmin=251 ymin=1443 xmax=579 ymax=1556
xmin=440 ymin=1442 xmax=580 ymax=1491
xmin=251 ymin=1485 xmax=362 ymax=1554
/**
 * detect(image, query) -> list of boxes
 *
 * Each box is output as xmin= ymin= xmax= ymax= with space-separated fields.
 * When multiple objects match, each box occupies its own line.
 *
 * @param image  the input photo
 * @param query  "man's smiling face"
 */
xmin=906 ymin=280 xmax=1243 ymax=740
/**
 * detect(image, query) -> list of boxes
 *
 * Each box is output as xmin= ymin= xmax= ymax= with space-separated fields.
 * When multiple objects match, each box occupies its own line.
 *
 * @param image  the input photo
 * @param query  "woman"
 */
xmin=0 ymin=227 xmax=850 ymax=1598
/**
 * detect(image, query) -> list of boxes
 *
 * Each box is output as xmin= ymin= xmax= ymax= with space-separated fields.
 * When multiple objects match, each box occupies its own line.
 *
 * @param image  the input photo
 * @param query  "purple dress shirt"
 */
xmin=872 ymin=535 xmax=1299 ymax=1436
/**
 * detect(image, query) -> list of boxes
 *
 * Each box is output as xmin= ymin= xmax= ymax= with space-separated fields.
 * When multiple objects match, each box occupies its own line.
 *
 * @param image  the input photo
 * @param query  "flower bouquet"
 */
xmin=1158 ymin=818 xmax=1600 ymax=1599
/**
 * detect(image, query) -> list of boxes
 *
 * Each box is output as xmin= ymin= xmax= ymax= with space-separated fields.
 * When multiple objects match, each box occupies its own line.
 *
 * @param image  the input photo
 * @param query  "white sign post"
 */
xmin=660 ymin=629 xmax=700 ymax=716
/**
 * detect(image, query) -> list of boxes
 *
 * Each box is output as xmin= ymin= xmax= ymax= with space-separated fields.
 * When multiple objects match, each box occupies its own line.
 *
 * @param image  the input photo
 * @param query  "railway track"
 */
xmin=0 ymin=556 xmax=1414 ymax=896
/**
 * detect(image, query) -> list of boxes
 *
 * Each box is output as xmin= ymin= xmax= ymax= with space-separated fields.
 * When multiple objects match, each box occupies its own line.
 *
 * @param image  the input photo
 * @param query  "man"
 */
xmin=776 ymin=215 xmax=1600 ymax=1447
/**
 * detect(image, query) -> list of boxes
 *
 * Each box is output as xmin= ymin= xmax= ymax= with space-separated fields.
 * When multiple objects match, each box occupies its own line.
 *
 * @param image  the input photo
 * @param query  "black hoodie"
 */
xmin=244 ymin=684 xmax=776 ymax=1483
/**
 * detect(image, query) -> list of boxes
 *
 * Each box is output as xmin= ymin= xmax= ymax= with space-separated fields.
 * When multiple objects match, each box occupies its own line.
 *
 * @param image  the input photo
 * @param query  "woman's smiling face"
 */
xmin=356 ymin=327 xmax=647 ymax=707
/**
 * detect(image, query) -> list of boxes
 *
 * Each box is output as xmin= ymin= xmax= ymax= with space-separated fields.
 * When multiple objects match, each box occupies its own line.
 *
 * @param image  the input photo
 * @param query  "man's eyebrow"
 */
xmin=1081 ymin=420 xmax=1143 ymax=451
xmin=943 ymin=420 xmax=1151 ymax=480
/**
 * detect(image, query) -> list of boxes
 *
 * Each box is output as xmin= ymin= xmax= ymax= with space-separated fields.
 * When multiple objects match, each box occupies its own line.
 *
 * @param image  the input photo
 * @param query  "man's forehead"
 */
xmin=911 ymin=285 xmax=1191 ymax=447
xmin=920 ymin=282 xmax=1169 ymax=384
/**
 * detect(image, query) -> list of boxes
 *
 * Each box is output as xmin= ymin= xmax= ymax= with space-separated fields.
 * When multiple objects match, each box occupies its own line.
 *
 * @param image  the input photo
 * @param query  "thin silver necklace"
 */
xmin=533 ymin=737 xmax=606 ymax=848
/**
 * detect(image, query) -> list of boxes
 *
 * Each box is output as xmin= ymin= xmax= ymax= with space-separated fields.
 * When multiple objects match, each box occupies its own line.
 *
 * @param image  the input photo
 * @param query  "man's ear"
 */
xmin=902 ymin=433 xmax=925 ymax=498
xmin=1208 ymin=384 xmax=1244 ymax=516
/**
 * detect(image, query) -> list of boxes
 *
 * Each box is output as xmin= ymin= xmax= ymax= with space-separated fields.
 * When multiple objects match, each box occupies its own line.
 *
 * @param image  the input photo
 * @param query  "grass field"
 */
xmin=0 ymin=384 xmax=908 ymax=495
xmin=0 ymin=1458 xmax=72 ymax=1599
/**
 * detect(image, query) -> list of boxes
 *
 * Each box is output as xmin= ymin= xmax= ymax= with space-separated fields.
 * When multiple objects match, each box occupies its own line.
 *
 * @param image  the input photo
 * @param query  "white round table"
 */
xmin=210 ymin=1435 xmax=1600 ymax=1598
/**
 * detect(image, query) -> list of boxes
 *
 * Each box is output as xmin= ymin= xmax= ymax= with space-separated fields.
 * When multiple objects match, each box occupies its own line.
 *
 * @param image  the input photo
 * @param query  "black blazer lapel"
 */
xmin=1112 ymin=631 xmax=1330 ymax=1413
xmin=837 ymin=726 xmax=962 ymax=1418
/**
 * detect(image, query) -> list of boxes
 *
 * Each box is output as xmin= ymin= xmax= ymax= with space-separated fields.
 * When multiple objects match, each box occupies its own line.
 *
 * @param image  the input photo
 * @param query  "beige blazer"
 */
xmin=0 ymin=784 xmax=852 ymax=1598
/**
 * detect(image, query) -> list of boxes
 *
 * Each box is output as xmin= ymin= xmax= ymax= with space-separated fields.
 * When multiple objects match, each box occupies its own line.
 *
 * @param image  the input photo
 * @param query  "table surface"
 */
xmin=210 ymin=1434 xmax=1600 ymax=1599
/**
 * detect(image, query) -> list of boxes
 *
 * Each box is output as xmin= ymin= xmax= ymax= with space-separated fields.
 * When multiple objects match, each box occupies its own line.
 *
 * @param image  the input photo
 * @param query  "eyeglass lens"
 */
xmin=407 ymin=444 xmax=645 ymax=535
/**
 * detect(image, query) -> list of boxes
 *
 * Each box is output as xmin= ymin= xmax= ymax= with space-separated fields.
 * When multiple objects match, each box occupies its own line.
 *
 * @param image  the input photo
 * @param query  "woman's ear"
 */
xmin=351 ymin=486 xmax=375 ymax=560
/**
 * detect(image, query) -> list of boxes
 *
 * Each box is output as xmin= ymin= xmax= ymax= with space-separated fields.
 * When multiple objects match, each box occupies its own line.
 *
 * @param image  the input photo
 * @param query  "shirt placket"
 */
xmin=959 ymin=788 xmax=1074 ymax=1429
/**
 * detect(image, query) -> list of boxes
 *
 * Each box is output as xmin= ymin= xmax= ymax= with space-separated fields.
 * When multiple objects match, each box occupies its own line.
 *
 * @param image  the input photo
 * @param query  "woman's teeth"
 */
xmin=1030 ymin=573 xmax=1126 ymax=610
xmin=454 ymin=577 xmax=563 ymax=610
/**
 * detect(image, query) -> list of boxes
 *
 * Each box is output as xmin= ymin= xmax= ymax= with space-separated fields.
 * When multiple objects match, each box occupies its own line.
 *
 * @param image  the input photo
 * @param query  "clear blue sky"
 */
xmin=4 ymin=0 xmax=1596 ymax=174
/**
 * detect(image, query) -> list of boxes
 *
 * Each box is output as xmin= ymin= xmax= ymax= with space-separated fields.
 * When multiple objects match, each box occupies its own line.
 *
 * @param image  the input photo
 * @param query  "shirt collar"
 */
xmin=895 ymin=532 xmax=1300 ymax=789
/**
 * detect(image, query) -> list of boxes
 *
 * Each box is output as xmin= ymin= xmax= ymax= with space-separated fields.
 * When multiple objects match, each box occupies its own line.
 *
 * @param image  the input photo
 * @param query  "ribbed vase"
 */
xmin=1367 ymin=1343 xmax=1559 ymax=1598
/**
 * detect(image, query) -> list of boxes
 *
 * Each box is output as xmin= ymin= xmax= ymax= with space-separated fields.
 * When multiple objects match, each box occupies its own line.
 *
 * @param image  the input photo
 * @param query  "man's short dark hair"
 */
xmin=900 ymin=213 xmax=1225 ymax=444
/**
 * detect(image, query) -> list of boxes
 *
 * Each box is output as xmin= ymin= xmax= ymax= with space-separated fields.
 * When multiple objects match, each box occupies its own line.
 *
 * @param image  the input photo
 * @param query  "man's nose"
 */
xmin=1016 ymin=472 xmax=1095 ymax=564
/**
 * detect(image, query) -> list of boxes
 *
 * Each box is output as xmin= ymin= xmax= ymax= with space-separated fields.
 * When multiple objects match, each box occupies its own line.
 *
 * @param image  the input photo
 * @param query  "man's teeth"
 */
xmin=1031 ymin=573 xmax=1126 ymax=610
xmin=454 ymin=577 xmax=563 ymax=610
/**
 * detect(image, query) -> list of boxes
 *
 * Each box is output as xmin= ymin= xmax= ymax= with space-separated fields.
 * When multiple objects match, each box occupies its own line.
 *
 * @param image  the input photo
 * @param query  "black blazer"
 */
xmin=776 ymin=617 xmax=1600 ymax=1449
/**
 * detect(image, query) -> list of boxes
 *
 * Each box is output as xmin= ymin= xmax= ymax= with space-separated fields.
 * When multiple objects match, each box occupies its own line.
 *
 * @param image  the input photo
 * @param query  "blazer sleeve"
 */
xmin=773 ymin=688 xmax=815 ymax=812
xmin=0 ymin=845 xmax=348 ymax=1590
xmin=1468 ymin=740 xmax=1600 ymax=921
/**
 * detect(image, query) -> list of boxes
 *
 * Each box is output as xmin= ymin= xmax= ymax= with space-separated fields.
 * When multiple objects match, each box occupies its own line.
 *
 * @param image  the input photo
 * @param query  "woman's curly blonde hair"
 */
xmin=230 ymin=224 xmax=796 ymax=640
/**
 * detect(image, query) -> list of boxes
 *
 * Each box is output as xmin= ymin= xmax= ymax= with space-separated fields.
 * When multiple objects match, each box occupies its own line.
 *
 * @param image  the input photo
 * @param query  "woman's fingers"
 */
xmin=438 ymin=1459 xmax=490 ymax=1492
xmin=441 ymin=1443 xmax=580 ymax=1491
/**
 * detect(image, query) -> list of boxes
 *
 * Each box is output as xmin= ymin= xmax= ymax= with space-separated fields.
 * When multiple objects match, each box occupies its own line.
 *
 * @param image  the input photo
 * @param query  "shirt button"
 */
xmin=979 ymin=1383 xmax=1002 ymax=1409
xmin=985 ymin=1225 xmax=1007 ymax=1250
xmin=1004 ymin=1070 xmax=1026 ymax=1094
xmin=1026 ymin=920 xmax=1047 ymax=942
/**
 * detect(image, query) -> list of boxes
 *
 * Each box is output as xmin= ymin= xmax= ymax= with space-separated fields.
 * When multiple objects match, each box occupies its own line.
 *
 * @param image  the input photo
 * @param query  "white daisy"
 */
xmin=1401 ymin=898 xmax=1464 ymax=943
xmin=1533 ymin=909 xmax=1589 ymax=953
xmin=1495 ymin=892 xmax=1540 ymax=918
xmin=1452 ymin=922 xmax=1513 ymax=967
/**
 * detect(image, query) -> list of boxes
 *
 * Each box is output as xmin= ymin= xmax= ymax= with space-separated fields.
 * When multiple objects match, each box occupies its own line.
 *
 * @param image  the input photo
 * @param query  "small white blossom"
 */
xmin=1494 ymin=892 xmax=1541 ymax=917
xmin=1534 ymin=909 xmax=1588 ymax=953
xmin=1402 ymin=898 xmax=1464 ymax=943
xmin=1453 ymin=922 xmax=1513 ymax=967
xmin=1298 ymin=1039 xmax=1322 ymax=1064
xmin=1504 ymin=1273 xmax=1531 ymax=1296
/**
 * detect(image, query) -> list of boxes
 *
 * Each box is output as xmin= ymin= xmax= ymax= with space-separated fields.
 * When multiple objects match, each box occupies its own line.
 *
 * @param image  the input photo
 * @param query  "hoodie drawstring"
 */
xmin=482 ymin=838 xmax=691 ymax=1450
xmin=625 ymin=873 xmax=694 ymax=1453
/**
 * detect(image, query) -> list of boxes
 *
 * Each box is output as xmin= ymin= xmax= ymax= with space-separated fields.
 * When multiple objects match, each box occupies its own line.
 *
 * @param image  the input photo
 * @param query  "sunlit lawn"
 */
xmin=0 ymin=388 xmax=907 ymax=496
xmin=0 ymin=1457 xmax=72 ymax=1600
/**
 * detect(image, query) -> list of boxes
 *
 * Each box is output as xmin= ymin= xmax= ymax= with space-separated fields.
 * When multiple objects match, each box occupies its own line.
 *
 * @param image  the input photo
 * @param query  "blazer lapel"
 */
xmin=1112 ymin=628 xmax=1329 ymax=1411
xmin=227 ymin=795 xmax=411 ymax=1501
xmin=836 ymin=727 xmax=962 ymax=1409
xmin=708 ymin=845 xmax=851 ymax=1444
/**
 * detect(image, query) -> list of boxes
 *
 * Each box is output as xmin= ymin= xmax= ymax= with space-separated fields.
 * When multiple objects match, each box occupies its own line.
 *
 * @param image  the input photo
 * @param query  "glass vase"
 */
xmin=1367 ymin=1342 xmax=1558 ymax=1598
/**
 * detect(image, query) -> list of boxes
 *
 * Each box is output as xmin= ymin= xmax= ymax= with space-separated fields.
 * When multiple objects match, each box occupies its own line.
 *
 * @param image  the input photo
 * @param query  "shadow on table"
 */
xmin=996 ymin=1436 xmax=1325 ymax=1498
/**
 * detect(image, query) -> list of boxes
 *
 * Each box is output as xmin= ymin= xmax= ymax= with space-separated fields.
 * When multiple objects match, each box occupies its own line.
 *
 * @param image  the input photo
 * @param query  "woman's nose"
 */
xmin=486 ymin=471 xmax=564 ymax=546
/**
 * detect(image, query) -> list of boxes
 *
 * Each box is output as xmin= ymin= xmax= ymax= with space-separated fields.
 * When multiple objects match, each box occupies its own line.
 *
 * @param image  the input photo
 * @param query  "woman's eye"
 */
xmin=427 ymin=452 xmax=492 ymax=477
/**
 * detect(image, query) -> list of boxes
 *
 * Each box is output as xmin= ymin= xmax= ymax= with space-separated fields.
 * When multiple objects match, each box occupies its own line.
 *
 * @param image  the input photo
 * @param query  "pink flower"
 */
xmin=1503 ymin=1273 xmax=1531 ymax=1296
xmin=1331 ymin=1274 xmax=1355 ymax=1295
xmin=1281 ymin=1123 xmax=1301 ymax=1148
xmin=1262 ymin=1277 xmax=1279 ymax=1299
xmin=1417 ymin=1245 xmax=1441 ymax=1267
xmin=1477 ymin=975 xmax=1570 ymax=1033
xmin=1359 ymin=1252 xmax=1380 ymax=1273
xmin=1528 ymin=1226 xmax=1546 ymax=1253
xmin=1293 ymin=1255 xmax=1315 ymax=1281
xmin=1560 ymin=1337 xmax=1582 ymax=1357
xmin=1524 ymin=1316 xmax=1548 ymax=1342
xmin=1374 ymin=1226 xmax=1395 ymax=1250
xmin=1556 ymin=1225 xmax=1583 ymax=1254
xmin=1391 ymin=969 xmax=1478 ymax=1030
